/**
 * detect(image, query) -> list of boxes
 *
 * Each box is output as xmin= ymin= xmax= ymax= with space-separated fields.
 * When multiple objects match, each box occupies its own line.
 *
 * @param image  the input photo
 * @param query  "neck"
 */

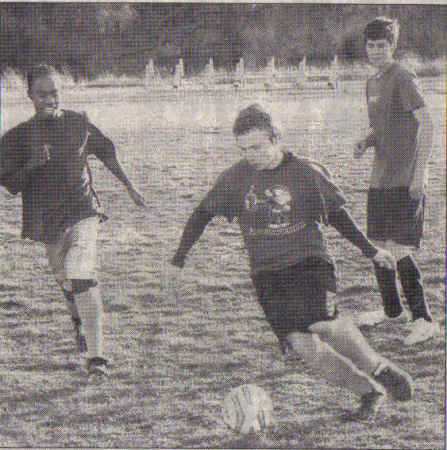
xmin=375 ymin=60 xmax=394 ymax=75
xmin=266 ymin=145 xmax=284 ymax=169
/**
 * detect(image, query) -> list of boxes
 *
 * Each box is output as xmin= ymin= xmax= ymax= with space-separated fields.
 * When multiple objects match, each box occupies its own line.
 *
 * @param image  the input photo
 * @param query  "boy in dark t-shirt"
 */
xmin=0 ymin=65 xmax=146 ymax=376
xmin=354 ymin=18 xmax=439 ymax=345
xmin=166 ymin=104 xmax=413 ymax=421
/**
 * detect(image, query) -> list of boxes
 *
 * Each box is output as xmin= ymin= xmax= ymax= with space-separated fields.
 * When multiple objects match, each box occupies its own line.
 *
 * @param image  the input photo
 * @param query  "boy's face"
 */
xmin=28 ymin=74 xmax=59 ymax=119
xmin=366 ymin=39 xmax=395 ymax=69
xmin=236 ymin=128 xmax=277 ymax=170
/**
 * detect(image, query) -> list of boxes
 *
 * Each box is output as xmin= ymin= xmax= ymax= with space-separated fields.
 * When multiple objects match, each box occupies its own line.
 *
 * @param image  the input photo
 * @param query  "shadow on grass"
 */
xmin=0 ymin=299 xmax=25 ymax=309
xmin=216 ymin=417 xmax=333 ymax=449
xmin=337 ymin=285 xmax=376 ymax=297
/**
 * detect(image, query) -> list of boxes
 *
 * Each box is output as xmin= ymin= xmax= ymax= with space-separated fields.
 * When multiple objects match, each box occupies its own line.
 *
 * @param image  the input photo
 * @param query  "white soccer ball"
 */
xmin=222 ymin=384 xmax=274 ymax=434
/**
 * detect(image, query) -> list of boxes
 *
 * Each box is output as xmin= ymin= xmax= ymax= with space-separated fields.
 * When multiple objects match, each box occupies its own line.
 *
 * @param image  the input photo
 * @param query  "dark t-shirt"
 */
xmin=0 ymin=109 xmax=115 ymax=243
xmin=200 ymin=152 xmax=345 ymax=274
xmin=367 ymin=62 xmax=425 ymax=188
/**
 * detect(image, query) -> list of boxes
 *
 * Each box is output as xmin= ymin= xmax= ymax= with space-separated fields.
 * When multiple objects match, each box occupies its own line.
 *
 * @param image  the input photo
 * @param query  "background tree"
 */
xmin=1 ymin=3 xmax=445 ymax=79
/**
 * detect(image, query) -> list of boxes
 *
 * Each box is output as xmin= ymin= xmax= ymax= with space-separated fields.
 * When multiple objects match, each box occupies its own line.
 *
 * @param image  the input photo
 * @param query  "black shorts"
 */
xmin=252 ymin=258 xmax=338 ymax=348
xmin=367 ymin=187 xmax=424 ymax=248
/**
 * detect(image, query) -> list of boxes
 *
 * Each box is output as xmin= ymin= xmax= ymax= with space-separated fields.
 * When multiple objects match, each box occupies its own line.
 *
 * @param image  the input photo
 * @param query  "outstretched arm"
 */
xmin=171 ymin=205 xmax=215 ymax=268
xmin=328 ymin=207 xmax=395 ymax=269
xmin=84 ymin=117 xmax=146 ymax=208
xmin=101 ymin=155 xmax=146 ymax=207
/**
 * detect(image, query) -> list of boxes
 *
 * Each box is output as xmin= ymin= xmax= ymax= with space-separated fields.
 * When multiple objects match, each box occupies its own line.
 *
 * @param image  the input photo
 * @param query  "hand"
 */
xmin=161 ymin=262 xmax=183 ymax=300
xmin=353 ymin=140 xmax=368 ymax=159
xmin=26 ymin=144 xmax=50 ymax=171
xmin=409 ymin=175 xmax=425 ymax=201
xmin=372 ymin=248 xmax=396 ymax=270
xmin=127 ymin=185 xmax=147 ymax=208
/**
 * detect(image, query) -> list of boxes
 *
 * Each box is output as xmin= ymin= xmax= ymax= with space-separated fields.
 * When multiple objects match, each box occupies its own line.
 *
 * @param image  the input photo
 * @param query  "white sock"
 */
xmin=74 ymin=286 xmax=104 ymax=359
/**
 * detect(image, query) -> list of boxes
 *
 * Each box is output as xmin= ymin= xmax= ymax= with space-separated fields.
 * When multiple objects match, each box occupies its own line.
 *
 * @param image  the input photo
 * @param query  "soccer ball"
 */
xmin=222 ymin=384 xmax=274 ymax=434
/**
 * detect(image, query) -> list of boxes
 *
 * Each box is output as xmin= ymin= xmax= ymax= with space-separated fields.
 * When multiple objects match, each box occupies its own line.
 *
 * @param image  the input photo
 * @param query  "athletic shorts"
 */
xmin=367 ymin=187 xmax=424 ymax=248
xmin=46 ymin=216 xmax=100 ymax=285
xmin=252 ymin=258 xmax=338 ymax=348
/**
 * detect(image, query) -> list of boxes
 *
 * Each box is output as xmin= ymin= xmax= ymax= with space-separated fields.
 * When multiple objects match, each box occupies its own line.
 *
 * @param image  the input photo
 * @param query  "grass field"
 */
xmin=0 ymin=79 xmax=445 ymax=448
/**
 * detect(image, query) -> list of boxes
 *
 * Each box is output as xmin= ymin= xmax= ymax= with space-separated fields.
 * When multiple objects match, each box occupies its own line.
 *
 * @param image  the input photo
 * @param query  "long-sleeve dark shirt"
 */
xmin=172 ymin=154 xmax=377 ymax=277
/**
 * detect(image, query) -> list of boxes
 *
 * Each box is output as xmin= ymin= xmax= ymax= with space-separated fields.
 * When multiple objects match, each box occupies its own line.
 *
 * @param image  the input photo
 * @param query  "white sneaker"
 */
xmin=404 ymin=318 xmax=440 ymax=346
xmin=356 ymin=309 xmax=409 ymax=327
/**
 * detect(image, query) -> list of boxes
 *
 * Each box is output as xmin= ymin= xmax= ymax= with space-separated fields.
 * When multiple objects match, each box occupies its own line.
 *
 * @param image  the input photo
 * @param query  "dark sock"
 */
xmin=374 ymin=263 xmax=403 ymax=318
xmin=397 ymin=256 xmax=432 ymax=322
xmin=62 ymin=288 xmax=74 ymax=303
xmin=62 ymin=288 xmax=81 ymax=323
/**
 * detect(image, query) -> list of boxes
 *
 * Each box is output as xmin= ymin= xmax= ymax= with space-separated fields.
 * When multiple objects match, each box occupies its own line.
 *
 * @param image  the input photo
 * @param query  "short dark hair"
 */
xmin=364 ymin=17 xmax=399 ymax=45
xmin=233 ymin=104 xmax=276 ymax=137
xmin=26 ymin=64 xmax=55 ymax=91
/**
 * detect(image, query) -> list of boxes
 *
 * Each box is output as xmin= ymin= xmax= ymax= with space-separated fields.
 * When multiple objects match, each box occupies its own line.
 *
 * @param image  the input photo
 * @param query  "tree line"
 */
xmin=1 ymin=3 xmax=446 ymax=80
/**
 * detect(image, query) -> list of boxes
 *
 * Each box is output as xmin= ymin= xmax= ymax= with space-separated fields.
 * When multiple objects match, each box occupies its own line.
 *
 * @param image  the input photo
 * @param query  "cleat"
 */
xmin=87 ymin=357 xmax=109 ymax=377
xmin=404 ymin=318 xmax=440 ymax=346
xmin=72 ymin=317 xmax=87 ymax=353
xmin=342 ymin=390 xmax=385 ymax=422
xmin=356 ymin=309 xmax=409 ymax=327
xmin=373 ymin=362 xmax=413 ymax=402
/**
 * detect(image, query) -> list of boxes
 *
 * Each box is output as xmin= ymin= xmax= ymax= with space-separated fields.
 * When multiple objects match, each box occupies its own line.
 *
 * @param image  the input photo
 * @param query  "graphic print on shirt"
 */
xmin=244 ymin=184 xmax=305 ymax=235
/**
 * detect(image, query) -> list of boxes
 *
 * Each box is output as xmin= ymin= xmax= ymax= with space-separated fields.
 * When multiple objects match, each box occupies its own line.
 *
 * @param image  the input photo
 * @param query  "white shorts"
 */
xmin=46 ymin=216 xmax=100 ymax=285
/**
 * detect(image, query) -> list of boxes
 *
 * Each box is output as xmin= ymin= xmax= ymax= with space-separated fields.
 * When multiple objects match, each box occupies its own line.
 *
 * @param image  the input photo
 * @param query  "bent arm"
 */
xmin=328 ymin=207 xmax=377 ymax=259
xmin=171 ymin=205 xmax=215 ymax=268
xmin=0 ymin=165 xmax=29 ymax=195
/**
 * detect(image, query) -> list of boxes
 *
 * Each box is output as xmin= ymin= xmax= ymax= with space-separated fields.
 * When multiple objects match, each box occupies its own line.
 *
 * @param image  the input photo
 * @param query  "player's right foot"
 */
xmin=87 ymin=357 xmax=109 ymax=377
xmin=72 ymin=317 xmax=87 ymax=353
xmin=342 ymin=390 xmax=385 ymax=422
xmin=404 ymin=318 xmax=440 ymax=346
xmin=373 ymin=362 xmax=413 ymax=402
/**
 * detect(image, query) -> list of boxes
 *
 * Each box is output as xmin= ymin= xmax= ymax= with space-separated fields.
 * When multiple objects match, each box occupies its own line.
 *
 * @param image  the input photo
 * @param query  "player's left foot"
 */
xmin=373 ymin=362 xmax=413 ymax=402
xmin=87 ymin=357 xmax=109 ymax=377
xmin=342 ymin=390 xmax=385 ymax=422
xmin=404 ymin=318 xmax=440 ymax=346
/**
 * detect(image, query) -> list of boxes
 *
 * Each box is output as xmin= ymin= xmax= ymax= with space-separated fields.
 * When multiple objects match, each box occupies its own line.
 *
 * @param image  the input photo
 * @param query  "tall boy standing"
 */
xmin=354 ymin=18 xmax=440 ymax=345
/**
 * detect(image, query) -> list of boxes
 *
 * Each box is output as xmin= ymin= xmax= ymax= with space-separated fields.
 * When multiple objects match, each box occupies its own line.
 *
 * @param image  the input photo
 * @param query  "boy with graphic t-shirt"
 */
xmin=0 ymin=65 xmax=146 ymax=376
xmin=354 ymin=18 xmax=439 ymax=345
xmin=165 ymin=104 xmax=413 ymax=421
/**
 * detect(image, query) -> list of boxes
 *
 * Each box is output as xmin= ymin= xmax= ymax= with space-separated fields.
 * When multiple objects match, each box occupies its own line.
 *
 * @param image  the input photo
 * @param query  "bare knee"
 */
xmin=309 ymin=316 xmax=356 ymax=340
xmin=384 ymin=240 xmax=412 ymax=260
xmin=371 ymin=239 xmax=386 ymax=249
xmin=287 ymin=332 xmax=327 ymax=365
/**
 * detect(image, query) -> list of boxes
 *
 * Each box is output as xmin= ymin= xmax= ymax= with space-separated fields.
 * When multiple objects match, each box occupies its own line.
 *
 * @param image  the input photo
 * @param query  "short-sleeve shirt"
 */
xmin=200 ymin=152 xmax=345 ymax=275
xmin=0 ymin=109 xmax=115 ymax=243
xmin=366 ymin=62 xmax=425 ymax=188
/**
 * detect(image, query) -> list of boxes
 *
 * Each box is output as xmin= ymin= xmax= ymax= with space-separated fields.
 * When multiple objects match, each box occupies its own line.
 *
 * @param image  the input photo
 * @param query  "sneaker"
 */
xmin=404 ymin=318 xmax=440 ymax=346
xmin=87 ymin=357 xmax=109 ymax=377
xmin=356 ymin=309 xmax=410 ymax=327
xmin=342 ymin=390 xmax=385 ymax=422
xmin=72 ymin=317 xmax=87 ymax=353
xmin=373 ymin=362 xmax=413 ymax=402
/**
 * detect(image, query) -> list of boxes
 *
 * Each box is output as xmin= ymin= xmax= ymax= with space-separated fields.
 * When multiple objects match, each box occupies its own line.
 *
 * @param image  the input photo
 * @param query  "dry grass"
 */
xmin=0 ymin=82 xmax=445 ymax=448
